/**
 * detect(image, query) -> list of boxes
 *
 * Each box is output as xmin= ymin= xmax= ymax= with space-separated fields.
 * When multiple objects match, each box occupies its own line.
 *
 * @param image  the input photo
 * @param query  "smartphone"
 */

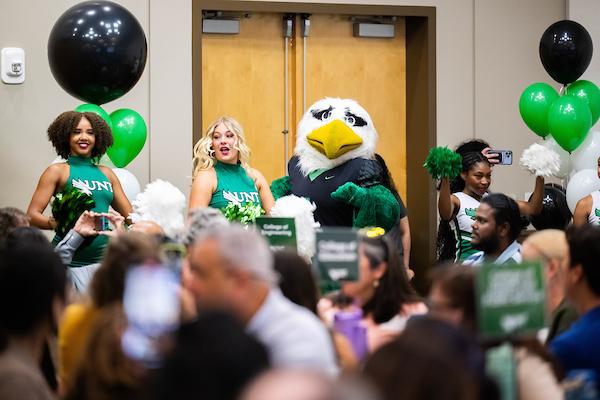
xmin=121 ymin=264 xmax=180 ymax=368
xmin=95 ymin=215 xmax=110 ymax=232
xmin=488 ymin=150 xmax=513 ymax=165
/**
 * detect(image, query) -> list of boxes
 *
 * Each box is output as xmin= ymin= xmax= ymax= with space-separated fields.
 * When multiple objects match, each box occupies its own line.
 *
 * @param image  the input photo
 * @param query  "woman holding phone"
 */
xmin=27 ymin=111 xmax=132 ymax=267
xmin=437 ymin=140 xmax=544 ymax=262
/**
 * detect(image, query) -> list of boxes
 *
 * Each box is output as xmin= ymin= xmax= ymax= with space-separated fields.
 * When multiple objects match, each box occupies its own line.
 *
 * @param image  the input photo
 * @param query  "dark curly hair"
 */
xmin=47 ymin=111 xmax=113 ymax=160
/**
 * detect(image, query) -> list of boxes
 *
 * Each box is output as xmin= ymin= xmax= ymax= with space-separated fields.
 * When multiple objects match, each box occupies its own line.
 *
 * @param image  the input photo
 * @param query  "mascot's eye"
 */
xmin=344 ymin=112 xmax=367 ymax=127
xmin=312 ymin=106 xmax=333 ymax=121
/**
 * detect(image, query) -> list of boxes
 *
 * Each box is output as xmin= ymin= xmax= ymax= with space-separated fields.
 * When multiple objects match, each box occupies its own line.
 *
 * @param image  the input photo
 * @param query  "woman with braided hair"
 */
xmin=437 ymin=142 xmax=545 ymax=262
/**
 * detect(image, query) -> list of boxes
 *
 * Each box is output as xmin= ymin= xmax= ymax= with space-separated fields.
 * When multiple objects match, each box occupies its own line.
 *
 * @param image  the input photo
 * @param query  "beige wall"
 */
xmin=0 ymin=0 xmax=565 ymax=212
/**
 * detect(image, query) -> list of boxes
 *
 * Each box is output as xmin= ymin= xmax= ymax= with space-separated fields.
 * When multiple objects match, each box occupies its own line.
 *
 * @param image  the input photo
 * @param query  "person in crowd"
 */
xmin=0 ymin=207 xmax=29 ymax=242
xmin=154 ymin=311 xmax=269 ymax=400
xmin=64 ymin=305 xmax=145 ymax=400
xmin=463 ymin=193 xmax=524 ymax=265
xmin=184 ymin=224 xmax=338 ymax=374
xmin=26 ymin=111 xmax=132 ymax=268
xmin=521 ymin=230 xmax=578 ymax=343
xmin=182 ymin=207 xmax=229 ymax=247
xmin=240 ymin=369 xmax=335 ymax=400
xmin=274 ymin=250 xmax=358 ymax=370
xmin=374 ymin=154 xmax=411 ymax=269
xmin=58 ymin=232 xmax=162 ymax=394
xmin=573 ymin=155 xmax=600 ymax=226
xmin=429 ymin=265 xmax=564 ymax=400
xmin=188 ymin=116 xmax=274 ymax=213
xmin=550 ymin=225 xmax=600 ymax=378
xmin=428 ymin=265 xmax=478 ymax=336
xmin=0 ymin=238 xmax=67 ymax=400
xmin=273 ymin=250 xmax=319 ymax=315
xmin=331 ymin=234 xmax=426 ymax=351
xmin=55 ymin=210 xmax=164 ymax=295
xmin=363 ymin=316 xmax=489 ymax=400
xmin=437 ymin=140 xmax=543 ymax=262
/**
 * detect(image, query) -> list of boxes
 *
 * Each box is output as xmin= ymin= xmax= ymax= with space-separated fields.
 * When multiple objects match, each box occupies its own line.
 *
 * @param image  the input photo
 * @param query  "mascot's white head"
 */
xmin=294 ymin=97 xmax=378 ymax=176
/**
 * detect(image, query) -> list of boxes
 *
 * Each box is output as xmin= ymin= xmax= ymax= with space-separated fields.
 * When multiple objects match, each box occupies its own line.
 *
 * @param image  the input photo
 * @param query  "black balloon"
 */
xmin=528 ymin=183 xmax=572 ymax=230
xmin=48 ymin=1 xmax=147 ymax=104
xmin=539 ymin=20 xmax=593 ymax=85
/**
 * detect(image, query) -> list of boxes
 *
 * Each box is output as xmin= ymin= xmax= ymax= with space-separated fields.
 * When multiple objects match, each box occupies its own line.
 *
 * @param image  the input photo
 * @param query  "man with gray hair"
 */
xmin=184 ymin=224 xmax=338 ymax=375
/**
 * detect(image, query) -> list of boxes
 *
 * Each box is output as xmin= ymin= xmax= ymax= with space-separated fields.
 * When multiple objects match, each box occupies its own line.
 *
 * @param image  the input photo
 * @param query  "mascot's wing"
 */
xmin=270 ymin=176 xmax=292 ymax=200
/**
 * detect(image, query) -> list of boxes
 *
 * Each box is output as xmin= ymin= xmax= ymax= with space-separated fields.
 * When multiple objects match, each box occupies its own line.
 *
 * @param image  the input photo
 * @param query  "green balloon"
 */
xmin=75 ymin=103 xmax=113 ymax=131
xmin=566 ymin=80 xmax=600 ymax=126
xmin=548 ymin=96 xmax=592 ymax=153
xmin=107 ymin=109 xmax=147 ymax=168
xmin=519 ymin=83 xmax=559 ymax=138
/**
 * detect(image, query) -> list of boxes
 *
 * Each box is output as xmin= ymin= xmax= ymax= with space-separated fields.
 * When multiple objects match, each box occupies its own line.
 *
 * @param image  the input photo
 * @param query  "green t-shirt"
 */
xmin=209 ymin=161 xmax=261 ymax=209
xmin=53 ymin=156 xmax=113 ymax=267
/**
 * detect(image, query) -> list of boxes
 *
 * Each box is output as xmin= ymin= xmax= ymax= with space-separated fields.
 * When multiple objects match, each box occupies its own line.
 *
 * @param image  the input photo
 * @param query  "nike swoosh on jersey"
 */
xmin=325 ymin=175 xmax=335 ymax=180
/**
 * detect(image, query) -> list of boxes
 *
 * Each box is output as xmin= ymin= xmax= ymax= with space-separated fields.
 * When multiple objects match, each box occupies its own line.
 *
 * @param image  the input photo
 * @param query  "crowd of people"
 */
xmin=1 ymin=110 xmax=600 ymax=400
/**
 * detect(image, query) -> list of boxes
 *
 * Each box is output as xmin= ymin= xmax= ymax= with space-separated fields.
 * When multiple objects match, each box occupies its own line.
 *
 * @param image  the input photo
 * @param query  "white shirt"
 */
xmin=463 ymin=240 xmax=522 ymax=266
xmin=247 ymin=288 xmax=338 ymax=375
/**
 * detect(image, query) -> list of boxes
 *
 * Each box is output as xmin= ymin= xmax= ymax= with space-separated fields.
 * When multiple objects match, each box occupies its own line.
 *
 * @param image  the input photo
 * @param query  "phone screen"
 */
xmin=95 ymin=215 xmax=110 ymax=231
xmin=122 ymin=264 xmax=180 ymax=368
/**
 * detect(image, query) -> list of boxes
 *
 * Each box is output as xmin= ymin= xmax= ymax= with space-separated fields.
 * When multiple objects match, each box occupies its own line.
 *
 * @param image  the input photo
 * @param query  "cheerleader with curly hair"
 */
xmin=27 ymin=111 xmax=131 ymax=267
xmin=189 ymin=116 xmax=274 ymax=213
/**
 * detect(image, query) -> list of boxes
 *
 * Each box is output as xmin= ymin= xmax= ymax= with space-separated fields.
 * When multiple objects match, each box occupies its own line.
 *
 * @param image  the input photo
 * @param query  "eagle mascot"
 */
xmin=271 ymin=97 xmax=400 ymax=231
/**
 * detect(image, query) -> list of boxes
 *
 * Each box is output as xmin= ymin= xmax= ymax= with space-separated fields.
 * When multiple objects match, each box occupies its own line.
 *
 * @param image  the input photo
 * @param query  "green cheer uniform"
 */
xmin=52 ymin=156 xmax=113 ymax=267
xmin=451 ymin=192 xmax=481 ymax=262
xmin=208 ymin=161 xmax=261 ymax=209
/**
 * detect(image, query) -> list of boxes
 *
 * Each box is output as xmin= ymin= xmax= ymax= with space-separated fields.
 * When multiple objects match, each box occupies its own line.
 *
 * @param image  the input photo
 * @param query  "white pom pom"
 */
xmin=520 ymin=143 xmax=560 ymax=177
xmin=270 ymin=195 xmax=320 ymax=261
xmin=129 ymin=179 xmax=186 ymax=238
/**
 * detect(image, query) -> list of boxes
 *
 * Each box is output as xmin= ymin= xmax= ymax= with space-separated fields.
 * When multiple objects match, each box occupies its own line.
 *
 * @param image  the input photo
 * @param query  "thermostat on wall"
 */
xmin=1 ymin=48 xmax=25 ymax=84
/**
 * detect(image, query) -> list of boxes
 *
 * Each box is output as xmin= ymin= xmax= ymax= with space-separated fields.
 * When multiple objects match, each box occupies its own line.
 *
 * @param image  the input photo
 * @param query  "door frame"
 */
xmin=193 ymin=0 xmax=437 ymax=292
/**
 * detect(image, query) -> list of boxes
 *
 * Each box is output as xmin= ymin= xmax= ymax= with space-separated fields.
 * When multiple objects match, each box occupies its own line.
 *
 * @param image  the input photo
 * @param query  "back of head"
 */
xmin=194 ymin=224 xmax=276 ymax=284
xmin=65 ymin=305 xmax=141 ymax=400
xmin=0 ymin=207 xmax=29 ymax=242
xmin=91 ymin=232 xmax=161 ymax=307
xmin=4 ymin=226 xmax=50 ymax=248
xmin=566 ymin=225 xmax=600 ymax=296
xmin=0 ymin=240 xmax=66 ymax=347
xmin=429 ymin=265 xmax=477 ymax=335
xmin=155 ymin=311 xmax=269 ymax=400
xmin=273 ymin=250 xmax=318 ymax=314
xmin=364 ymin=316 xmax=483 ymax=400
xmin=480 ymin=193 xmax=523 ymax=242
xmin=241 ymin=369 xmax=335 ymax=400
xmin=523 ymin=229 xmax=567 ymax=263
xmin=183 ymin=207 xmax=229 ymax=247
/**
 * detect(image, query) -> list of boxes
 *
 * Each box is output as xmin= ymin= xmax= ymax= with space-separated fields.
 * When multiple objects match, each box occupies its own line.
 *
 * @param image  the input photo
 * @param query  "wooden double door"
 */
xmin=201 ymin=12 xmax=407 ymax=200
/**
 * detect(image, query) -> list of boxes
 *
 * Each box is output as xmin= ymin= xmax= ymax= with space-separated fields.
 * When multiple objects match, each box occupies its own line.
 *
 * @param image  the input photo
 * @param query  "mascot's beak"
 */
xmin=306 ymin=120 xmax=363 ymax=159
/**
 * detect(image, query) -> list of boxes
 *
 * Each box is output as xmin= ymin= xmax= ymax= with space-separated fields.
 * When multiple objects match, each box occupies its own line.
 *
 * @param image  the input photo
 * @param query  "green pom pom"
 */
xmin=270 ymin=176 xmax=292 ymax=199
xmin=423 ymin=147 xmax=462 ymax=179
xmin=51 ymin=187 xmax=95 ymax=238
xmin=222 ymin=202 xmax=264 ymax=225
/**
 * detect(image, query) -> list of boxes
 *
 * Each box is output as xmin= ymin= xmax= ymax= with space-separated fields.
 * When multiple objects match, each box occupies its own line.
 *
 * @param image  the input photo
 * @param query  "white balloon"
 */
xmin=571 ymin=130 xmax=600 ymax=172
xmin=51 ymin=156 xmax=67 ymax=165
xmin=540 ymin=137 xmax=571 ymax=178
xmin=566 ymin=169 xmax=600 ymax=213
xmin=112 ymin=168 xmax=141 ymax=202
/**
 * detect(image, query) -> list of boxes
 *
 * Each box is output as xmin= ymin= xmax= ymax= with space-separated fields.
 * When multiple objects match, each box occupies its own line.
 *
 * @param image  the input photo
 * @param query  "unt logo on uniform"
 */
xmin=465 ymin=208 xmax=477 ymax=220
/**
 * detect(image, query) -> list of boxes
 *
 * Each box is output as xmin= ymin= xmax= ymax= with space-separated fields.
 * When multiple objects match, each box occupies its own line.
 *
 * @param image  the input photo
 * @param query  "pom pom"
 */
xmin=270 ymin=195 xmax=320 ymax=260
xmin=222 ymin=202 xmax=264 ymax=225
xmin=130 ymin=179 xmax=186 ymax=238
xmin=51 ymin=187 xmax=95 ymax=238
xmin=520 ymin=143 xmax=560 ymax=177
xmin=423 ymin=147 xmax=462 ymax=179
